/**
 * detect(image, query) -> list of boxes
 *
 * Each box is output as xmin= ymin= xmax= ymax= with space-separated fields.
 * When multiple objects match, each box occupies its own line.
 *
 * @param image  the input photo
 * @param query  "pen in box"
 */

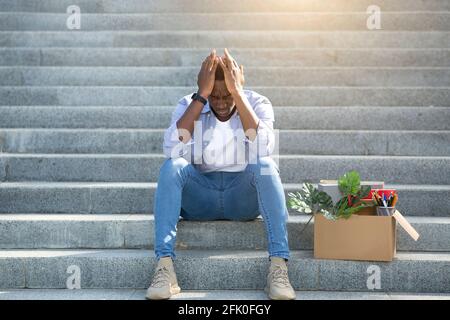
xmin=391 ymin=193 xmax=398 ymax=207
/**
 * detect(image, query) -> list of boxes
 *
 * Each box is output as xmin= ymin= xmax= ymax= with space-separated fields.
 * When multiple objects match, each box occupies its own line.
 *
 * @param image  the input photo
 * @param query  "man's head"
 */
xmin=208 ymin=63 xmax=236 ymax=122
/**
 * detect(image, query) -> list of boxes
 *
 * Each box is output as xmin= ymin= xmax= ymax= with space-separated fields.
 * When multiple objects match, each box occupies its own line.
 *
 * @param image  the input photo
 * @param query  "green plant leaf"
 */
xmin=338 ymin=170 xmax=361 ymax=196
xmin=287 ymin=183 xmax=333 ymax=216
xmin=288 ymin=170 xmax=374 ymax=221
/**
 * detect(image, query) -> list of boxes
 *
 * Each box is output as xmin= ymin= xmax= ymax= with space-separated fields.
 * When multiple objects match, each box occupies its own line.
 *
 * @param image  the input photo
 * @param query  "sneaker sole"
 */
xmin=145 ymin=285 xmax=181 ymax=300
xmin=264 ymin=286 xmax=296 ymax=300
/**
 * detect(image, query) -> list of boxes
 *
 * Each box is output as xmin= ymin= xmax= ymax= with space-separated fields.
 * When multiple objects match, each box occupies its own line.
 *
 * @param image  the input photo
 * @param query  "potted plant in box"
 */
xmin=287 ymin=170 xmax=374 ymax=225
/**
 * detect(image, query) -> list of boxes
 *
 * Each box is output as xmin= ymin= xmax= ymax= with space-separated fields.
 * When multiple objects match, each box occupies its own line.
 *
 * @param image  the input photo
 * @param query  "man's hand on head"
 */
xmin=218 ymin=48 xmax=245 ymax=95
xmin=197 ymin=49 xmax=219 ymax=99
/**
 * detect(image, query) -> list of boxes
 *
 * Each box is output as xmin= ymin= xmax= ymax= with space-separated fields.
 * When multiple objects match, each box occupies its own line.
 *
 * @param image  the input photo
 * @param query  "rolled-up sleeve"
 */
xmin=163 ymin=97 xmax=195 ymax=159
xmin=244 ymin=96 xmax=276 ymax=157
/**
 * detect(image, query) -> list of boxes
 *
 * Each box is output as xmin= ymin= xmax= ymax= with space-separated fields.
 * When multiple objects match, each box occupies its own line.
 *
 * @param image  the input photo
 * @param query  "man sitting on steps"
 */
xmin=146 ymin=48 xmax=296 ymax=300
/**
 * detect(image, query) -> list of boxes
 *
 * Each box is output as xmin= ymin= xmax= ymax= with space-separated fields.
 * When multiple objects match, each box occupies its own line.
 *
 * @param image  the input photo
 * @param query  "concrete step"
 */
xmin=1 ymin=13 xmax=449 ymax=31
xmin=1 ymin=289 xmax=449 ymax=300
xmin=1 ymin=106 xmax=449 ymax=131
xmin=1 ymin=86 xmax=449 ymax=106
xmin=0 ymin=182 xmax=448 ymax=217
xmin=2 ymin=0 xmax=450 ymax=13
xmin=2 ymin=48 xmax=450 ymax=67
xmin=1 ymin=31 xmax=449 ymax=48
xmin=0 ymin=214 xmax=448 ymax=252
xmin=1 ymin=153 xmax=449 ymax=184
xmin=0 ymin=249 xmax=448 ymax=292
xmin=1 ymin=129 xmax=450 ymax=156
xmin=1 ymin=67 xmax=449 ymax=87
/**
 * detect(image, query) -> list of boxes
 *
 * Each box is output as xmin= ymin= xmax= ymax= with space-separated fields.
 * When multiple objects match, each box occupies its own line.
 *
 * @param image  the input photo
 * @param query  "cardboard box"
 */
xmin=313 ymin=208 xmax=419 ymax=262
xmin=314 ymin=212 xmax=396 ymax=262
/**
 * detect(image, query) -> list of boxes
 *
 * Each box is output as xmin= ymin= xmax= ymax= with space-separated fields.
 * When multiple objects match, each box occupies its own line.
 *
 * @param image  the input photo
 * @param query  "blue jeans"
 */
xmin=153 ymin=156 xmax=290 ymax=260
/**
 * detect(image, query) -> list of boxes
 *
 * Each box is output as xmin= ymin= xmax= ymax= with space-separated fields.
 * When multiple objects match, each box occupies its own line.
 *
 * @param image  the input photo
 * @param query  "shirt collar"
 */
xmin=201 ymin=100 xmax=211 ymax=114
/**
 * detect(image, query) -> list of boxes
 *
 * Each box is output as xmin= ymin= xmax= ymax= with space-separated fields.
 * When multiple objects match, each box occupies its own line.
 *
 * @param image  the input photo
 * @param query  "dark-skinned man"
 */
xmin=147 ymin=49 xmax=295 ymax=300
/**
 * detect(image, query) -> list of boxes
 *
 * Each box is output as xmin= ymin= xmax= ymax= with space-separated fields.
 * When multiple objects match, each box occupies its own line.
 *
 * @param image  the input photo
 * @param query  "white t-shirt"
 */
xmin=198 ymin=111 xmax=246 ymax=172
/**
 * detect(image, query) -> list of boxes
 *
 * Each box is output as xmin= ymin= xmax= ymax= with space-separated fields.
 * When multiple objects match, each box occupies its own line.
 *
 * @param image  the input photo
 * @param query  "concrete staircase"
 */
xmin=0 ymin=0 xmax=449 ymax=299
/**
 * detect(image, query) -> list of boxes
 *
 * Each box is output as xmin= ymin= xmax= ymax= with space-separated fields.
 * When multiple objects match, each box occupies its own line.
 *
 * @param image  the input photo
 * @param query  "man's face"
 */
xmin=208 ymin=80 xmax=235 ymax=122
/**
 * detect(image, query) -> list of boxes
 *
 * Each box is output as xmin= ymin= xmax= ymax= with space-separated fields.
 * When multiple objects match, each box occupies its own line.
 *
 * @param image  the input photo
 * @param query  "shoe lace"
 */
xmin=151 ymin=266 xmax=170 ymax=288
xmin=270 ymin=265 xmax=290 ymax=287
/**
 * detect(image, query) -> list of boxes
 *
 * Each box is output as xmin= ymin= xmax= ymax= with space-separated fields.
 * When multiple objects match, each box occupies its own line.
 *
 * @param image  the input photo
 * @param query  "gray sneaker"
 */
xmin=265 ymin=257 xmax=296 ymax=300
xmin=146 ymin=257 xmax=181 ymax=300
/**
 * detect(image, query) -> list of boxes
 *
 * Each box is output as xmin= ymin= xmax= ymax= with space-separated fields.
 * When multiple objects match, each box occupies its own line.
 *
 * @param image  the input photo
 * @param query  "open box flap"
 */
xmin=392 ymin=210 xmax=420 ymax=241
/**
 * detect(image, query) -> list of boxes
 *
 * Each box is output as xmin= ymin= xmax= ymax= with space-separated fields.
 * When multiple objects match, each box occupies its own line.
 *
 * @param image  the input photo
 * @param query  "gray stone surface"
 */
xmin=316 ymin=254 xmax=450 ymax=292
xmin=0 ymin=215 xmax=449 ymax=252
xmin=0 ymin=289 xmax=138 ymax=300
xmin=2 ymin=0 xmax=450 ymax=13
xmin=0 ymin=249 xmax=448 ymax=292
xmin=0 ymin=182 xmax=154 ymax=214
xmin=0 ymin=258 xmax=26 ymax=288
xmin=268 ymin=106 xmax=450 ymax=132
xmin=1 ymin=182 xmax=450 ymax=216
xmin=0 ymin=215 xmax=126 ymax=249
xmin=1 ymin=106 xmax=450 ymax=131
xmin=397 ymin=217 xmax=450 ymax=251
xmin=2 ymin=67 xmax=450 ymax=87
xmin=1 ymin=12 xmax=449 ymax=31
xmin=1 ymin=153 xmax=449 ymax=184
xmin=21 ymin=251 xmax=153 ymax=289
xmin=0 ymin=182 xmax=93 ymax=213
xmin=2 ymin=48 xmax=450 ymax=67
xmin=1 ymin=31 xmax=450 ymax=49
xmin=1 ymin=289 xmax=449 ymax=300
xmin=1 ymin=128 xmax=450 ymax=156
xmin=278 ymin=156 xmax=450 ymax=185
xmin=1 ymin=86 xmax=449 ymax=106
xmin=279 ymin=130 xmax=450 ymax=156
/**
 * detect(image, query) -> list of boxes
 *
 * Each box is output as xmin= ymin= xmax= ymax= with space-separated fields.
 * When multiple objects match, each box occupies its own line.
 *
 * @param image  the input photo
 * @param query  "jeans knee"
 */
xmin=159 ymin=157 xmax=190 ymax=180
xmin=246 ymin=156 xmax=279 ymax=176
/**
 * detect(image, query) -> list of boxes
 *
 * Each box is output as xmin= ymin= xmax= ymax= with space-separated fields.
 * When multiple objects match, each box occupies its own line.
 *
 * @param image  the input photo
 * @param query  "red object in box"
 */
xmin=363 ymin=189 xmax=397 ymax=200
